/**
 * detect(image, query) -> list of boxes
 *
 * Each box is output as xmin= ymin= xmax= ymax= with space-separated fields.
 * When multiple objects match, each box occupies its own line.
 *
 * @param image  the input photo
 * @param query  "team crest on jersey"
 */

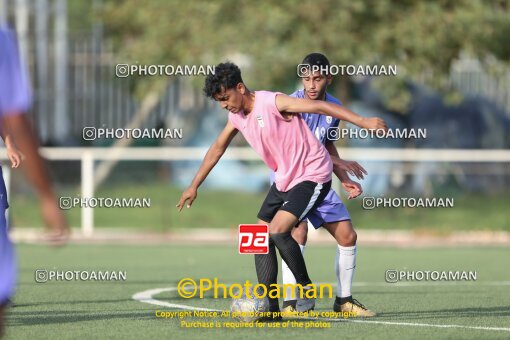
xmin=326 ymin=116 xmax=333 ymax=124
xmin=256 ymin=115 xmax=264 ymax=128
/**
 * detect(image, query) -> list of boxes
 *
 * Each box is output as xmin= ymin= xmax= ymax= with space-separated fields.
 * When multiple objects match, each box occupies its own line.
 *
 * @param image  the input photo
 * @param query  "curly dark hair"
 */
xmin=203 ymin=62 xmax=243 ymax=98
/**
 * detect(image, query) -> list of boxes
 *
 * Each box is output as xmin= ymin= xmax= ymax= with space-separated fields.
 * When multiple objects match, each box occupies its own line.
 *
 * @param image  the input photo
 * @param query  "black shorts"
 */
xmin=257 ymin=180 xmax=332 ymax=223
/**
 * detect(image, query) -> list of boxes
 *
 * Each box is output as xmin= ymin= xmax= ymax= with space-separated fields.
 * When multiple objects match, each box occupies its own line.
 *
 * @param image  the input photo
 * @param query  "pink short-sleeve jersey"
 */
xmin=228 ymin=91 xmax=332 ymax=191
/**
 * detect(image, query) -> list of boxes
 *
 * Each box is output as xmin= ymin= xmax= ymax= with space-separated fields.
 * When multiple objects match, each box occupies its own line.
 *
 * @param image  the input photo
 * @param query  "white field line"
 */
xmin=132 ymin=283 xmax=510 ymax=333
xmin=132 ymin=287 xmax=217 ymax=312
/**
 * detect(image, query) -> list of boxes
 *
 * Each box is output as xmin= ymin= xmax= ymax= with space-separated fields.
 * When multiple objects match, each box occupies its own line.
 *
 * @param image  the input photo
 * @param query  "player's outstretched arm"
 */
xmin=326 ymin=141 xmax=363 ymax=199
xmin=330 ymin=155 xmax=366 ymax=181
xmin=176 ymin=122 xmax=238 ymax=211
xmin=326 ymin=141 xmax=367 ymax=180
xmin=275 ymin=94 xmax=387 ymax=130
xmin=333 ymin=163 xmax=363 ymax=200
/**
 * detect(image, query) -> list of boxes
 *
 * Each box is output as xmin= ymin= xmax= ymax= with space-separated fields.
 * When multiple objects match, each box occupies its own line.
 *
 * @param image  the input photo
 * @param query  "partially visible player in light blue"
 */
xmin=275 ymin=53 xmax=375 ymax=316
xmin=0 ymin=26 xmax=28 ymax=336
xmin=0 ymin=25 xmax=69 ymax=336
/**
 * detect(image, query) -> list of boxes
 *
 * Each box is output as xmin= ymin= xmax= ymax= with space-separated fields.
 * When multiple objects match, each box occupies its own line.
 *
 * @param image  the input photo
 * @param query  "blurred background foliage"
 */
xmin=89 ymin=0 xmax=510 ymax=111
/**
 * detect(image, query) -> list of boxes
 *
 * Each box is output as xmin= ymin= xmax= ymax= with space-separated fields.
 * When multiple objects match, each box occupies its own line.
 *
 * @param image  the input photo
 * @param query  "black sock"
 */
xmin=336 ymin=295 xmax=353 ymax=305
xmin=254 ymin=238 xmax=279 ymax=312
xmin=282 ymin=300 xmax=297 ymax=309
xmin=271 ymin=231 xmax=312 ymax=286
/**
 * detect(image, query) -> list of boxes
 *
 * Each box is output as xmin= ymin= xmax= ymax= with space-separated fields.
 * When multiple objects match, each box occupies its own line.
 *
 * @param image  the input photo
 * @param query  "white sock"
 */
xmin=336 ymin=245 xmax=356 ymax=298
xmin=282 ymin=244 xmax=305 ymax=301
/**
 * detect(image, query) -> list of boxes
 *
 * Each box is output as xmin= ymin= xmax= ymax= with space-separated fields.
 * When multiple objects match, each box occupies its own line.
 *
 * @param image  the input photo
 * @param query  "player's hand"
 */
xmin=341 ymin=180 xmax=362 ymax=200
xmin=361 ymin=117 xmax=388 ymax=132
xmin=6 ymin=146 xmax=23 ymax=168
xmin=40 ymin=197 xmax=70 ymax=246
xmin=176 ymin=186 xmax=197 ymax=211
xmin=332 ymin=158 xmax=367 ymax=180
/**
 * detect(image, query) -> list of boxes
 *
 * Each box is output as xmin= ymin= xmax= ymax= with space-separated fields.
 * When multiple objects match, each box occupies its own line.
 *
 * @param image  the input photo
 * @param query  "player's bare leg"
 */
xmin=323 ymin=220 xmax=376 ymax=317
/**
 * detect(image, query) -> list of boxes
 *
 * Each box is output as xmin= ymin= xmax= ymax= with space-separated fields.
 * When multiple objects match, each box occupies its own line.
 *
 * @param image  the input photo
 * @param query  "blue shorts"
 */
xmin=0 ymin=167 xmax=15 ymax=305
xmin=269 ymin=171 xmax=350 ymax=229
xmin=305 ymin=188 xmax=351 ymax=229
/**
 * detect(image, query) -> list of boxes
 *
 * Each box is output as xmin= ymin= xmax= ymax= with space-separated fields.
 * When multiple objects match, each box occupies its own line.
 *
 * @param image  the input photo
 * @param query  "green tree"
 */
xmin=99 ymin=0 xmax=510 ymax=110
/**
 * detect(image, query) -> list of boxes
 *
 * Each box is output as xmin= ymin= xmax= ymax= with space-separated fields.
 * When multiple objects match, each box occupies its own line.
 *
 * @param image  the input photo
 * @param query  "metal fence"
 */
xmin=2 ymin=147 xmax=509 ymax=235
xmin=2 ymin=0 xmax=210 ymax=144
xmin=450 ymin=55 xmax=510 ymax=116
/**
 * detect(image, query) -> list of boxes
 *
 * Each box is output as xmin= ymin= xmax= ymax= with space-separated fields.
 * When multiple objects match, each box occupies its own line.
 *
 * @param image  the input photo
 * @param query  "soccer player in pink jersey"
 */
xmin=177 ymin=62 xmax=386 ymax=318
